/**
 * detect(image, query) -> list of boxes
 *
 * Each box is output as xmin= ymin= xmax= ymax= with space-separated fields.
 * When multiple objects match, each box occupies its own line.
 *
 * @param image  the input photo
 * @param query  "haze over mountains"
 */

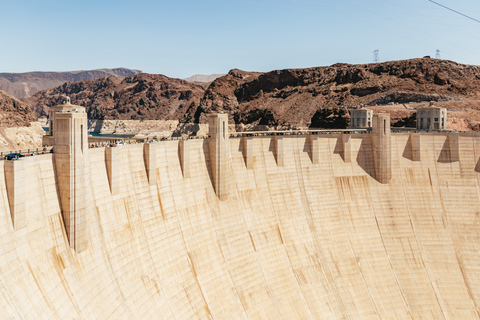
xmin=0 ymin=68 xmax=142 ymax=98
xmin=21 ymin=58 xmax=480 ymax=130
xmin=183 ymin=74 xmax=225 ymax=83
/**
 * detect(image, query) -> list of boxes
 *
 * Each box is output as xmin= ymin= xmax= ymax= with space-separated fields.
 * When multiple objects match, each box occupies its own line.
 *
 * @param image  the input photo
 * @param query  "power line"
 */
xmin=428 ymin=0 xmax=480 ymax=24
xmin=385 ymin=0 xmax=480 ymax=41
xmin=340 ymin=0 xmax=480 ymax=60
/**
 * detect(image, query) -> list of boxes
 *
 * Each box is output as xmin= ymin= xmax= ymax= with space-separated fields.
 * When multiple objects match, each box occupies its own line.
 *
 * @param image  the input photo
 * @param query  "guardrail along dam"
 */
xmin=1 ymin=102 xmax=480 ymax=319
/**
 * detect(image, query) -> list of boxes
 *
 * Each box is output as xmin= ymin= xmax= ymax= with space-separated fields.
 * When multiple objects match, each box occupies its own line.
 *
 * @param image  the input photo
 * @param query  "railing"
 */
xmin=88 ymin=135 xmax=210 ymax=148
xmin=229 ymin=129 xmax=369 ymax=137
xmin=3 ymin=128 xmax=471 ymax=160
xmin=0 ymin=146 xmax=54 ymax=160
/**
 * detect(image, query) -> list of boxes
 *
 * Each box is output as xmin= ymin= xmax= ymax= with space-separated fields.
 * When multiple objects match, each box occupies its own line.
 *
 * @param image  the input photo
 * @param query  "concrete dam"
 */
xmin=1 ymin=103 xmax=480 ymax=319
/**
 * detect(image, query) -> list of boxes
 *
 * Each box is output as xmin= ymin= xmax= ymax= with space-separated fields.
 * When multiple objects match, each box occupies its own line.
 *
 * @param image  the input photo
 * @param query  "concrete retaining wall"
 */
xmin=0 ymin=133 xmax=480 ymax=319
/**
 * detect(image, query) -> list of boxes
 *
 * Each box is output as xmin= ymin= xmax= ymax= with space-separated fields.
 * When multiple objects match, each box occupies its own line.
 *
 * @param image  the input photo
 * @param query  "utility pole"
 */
xmin=435 ymin=49 xmax=441 ymax=59
xmin=373 ymin=49 xmax=379 ymax=63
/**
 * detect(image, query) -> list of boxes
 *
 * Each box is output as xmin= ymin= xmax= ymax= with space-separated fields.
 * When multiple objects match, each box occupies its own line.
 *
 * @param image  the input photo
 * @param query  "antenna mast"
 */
xmin=373 ymin=49 xmax=379 ymax=63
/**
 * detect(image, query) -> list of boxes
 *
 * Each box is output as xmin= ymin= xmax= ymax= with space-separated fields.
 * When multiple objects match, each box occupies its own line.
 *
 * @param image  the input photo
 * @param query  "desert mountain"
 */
xmin=183 ymin=58 xmax=480 ymax=128
xmin=0 ymin=90 xmax=36 ymax=127
xmin=25 ymin=73 xmax=205 ymax=121
xmin=0 ymin=68 xmax=141 ymax=99
xmin=25 ymin=58 xmax=480 ymax=130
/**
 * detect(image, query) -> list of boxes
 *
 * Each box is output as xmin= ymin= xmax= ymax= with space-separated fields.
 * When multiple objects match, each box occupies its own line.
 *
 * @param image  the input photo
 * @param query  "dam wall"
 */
xmin=0 ymin=131 xmax=480 ymax=319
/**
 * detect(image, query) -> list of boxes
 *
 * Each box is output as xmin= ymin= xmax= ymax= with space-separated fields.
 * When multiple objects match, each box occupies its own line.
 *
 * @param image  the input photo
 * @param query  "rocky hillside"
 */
xmin=24 ymin=58 xmax=480 ymax=130
xmin=25 ymin=73 xmax=205 ymax=120
xmin=183 ymin=58 xmax=480 ymax=128
xmin=0 ymin=68 xmax=141 ymax=98
xmin=0 ymin=90 xmax=43 ymax=151
xmin=0 ymin=90 xmax=36 ymax=127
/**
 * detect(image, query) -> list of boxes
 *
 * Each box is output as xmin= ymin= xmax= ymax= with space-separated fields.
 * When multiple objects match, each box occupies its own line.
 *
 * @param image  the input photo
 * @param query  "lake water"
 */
xmin=88 ymin=132 xmax=135 ymax=139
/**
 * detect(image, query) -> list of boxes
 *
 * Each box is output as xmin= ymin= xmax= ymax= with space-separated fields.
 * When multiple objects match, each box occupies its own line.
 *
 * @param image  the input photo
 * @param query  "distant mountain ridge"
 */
xmin=0 ymin=68 xmax=142 ymax=98
xmin=183 ymin=74 xmax=224 ymax=83
xmin=23 ymin=58 xmax=480 ymax=131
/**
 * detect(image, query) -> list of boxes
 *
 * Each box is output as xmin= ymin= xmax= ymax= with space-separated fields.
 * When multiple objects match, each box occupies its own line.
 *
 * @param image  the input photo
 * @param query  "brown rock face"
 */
xmin=183 ymin=58 xmax=480 ymax=128
xmin=24 ymin=58 xmax=480 ymax=130
xmin=0 ymin=90 xmax=36 ymax=127
xmin=0 ymin=68 xmax=142 ymax=99
xmin=199 ymin=59 xmax=480 ymax=128
xmin=25 ymin=73 xmax=205 ymax=120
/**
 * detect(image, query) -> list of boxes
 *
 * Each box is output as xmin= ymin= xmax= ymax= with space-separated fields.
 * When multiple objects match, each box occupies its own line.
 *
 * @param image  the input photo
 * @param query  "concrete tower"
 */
xmin=208 ymin=113 xmax=230 ymax=200
xmin=416 ymin=103 xmax=447 ymax=130
xmin=372 ymin=113 xmax=392 ymax=184
xmin=45 ymin=97 xmax=90 ymax=252
xmin=350 ymin=108 xmax=373 ymax=129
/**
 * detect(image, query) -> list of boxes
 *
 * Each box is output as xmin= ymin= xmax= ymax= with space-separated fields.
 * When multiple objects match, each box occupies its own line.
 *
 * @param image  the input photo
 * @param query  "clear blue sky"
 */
xmin=1 ymin=0 xmax=479 ymax=78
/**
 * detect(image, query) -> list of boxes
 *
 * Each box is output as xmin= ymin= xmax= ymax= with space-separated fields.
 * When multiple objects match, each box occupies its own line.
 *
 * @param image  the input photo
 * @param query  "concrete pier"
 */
xmin=208 ymin=113 xmax=229 ymax=200
xmin=449 ymin=132 xmax=460 ymax=162
xmin=143 ymin=143 xmax=156 ymax=185
xmin=274 ymin=134 xmax=284 ymax=166
xmin=4 ymin=160 xmax=26 ymax=230
xmin=372 ymin=113 xmax=392 ymax=183
xmin=178 ymin=140 xmax=190 ymax=178
xmin=342 ymin=133 xmax=352 ymax=162
xmin=410 ymin=133 xmax=421 ymax=161
xmin=105 ymin=146 xmax=119 ymax=195
xmin=308 ymin=134 xmax=319 ymax=164
xmin=49 ymin=101 xmax=90 ymax=252
xmin=242 ymin=136 xmax=253 ymax=169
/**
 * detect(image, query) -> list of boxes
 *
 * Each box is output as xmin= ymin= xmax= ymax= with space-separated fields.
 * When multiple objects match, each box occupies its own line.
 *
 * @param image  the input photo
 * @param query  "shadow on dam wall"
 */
xmin=2 ymin=130 xmax=480 ymax=318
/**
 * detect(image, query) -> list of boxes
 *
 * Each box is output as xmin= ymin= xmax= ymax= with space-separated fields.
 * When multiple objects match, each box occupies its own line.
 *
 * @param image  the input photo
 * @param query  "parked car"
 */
xmin=5 ymin=153 xmax=25 ymax=160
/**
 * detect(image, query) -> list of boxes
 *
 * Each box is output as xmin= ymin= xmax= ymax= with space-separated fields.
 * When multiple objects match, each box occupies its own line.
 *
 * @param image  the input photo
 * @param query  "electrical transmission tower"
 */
xmin=373 ymin=49 xmax=379 ymax=63
xmin=435 ymin=49 xmax=441 ymax=59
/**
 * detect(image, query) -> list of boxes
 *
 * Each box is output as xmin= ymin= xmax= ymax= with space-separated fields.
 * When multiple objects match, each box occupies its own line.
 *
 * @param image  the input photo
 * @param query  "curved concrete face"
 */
xmin=1 ymin=133 xmax=480 ymax=319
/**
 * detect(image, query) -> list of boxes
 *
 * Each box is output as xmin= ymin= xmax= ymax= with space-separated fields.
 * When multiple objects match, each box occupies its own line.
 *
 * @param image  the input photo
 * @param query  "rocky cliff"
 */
xmin=24 ymin=58 xmax=480 ymax=130
xmin=183 ymin=58 xmax=480 ymax=128
xmin=0 ymin=90 xmax=44 ymax=151
xmin=0 ymin=90 xmax=36 ymax=127
xmin=0 ymin=68 xmax=141 ymax=98
xmin=25 ymin=73 xmax=205 ymax=120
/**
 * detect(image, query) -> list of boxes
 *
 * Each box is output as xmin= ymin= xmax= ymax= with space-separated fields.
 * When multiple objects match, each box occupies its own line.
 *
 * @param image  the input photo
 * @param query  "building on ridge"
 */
xmin=416 ymin=103 xmax=447 ymax=130
xmin=350 ymin=108 xmax=373 ymax=129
